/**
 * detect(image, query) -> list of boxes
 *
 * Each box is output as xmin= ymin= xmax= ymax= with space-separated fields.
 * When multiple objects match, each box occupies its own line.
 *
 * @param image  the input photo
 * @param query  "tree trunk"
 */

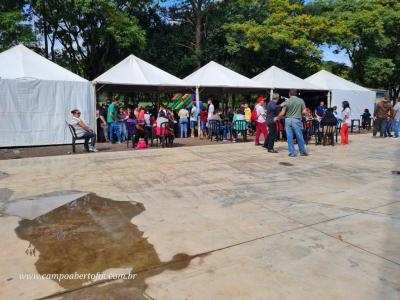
xmin=194 ymin=12 xmax=203 ymax=69
xmin=42 ymin=3 xmax=48 ymax=58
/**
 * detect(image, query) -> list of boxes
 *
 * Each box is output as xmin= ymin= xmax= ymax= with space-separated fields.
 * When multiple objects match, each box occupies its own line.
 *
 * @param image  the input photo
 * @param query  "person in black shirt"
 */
xmin=264 ymin=93 xmax=281 ymax=153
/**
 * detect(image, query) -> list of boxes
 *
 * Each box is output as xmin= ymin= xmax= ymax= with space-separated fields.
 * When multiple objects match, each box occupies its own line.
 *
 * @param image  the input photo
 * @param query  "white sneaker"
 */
xmin=89 ymin=147 xmax=98 ymax=152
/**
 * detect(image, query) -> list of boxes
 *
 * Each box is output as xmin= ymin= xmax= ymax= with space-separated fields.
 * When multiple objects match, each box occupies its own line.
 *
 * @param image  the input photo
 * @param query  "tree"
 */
xmin=163 ymin=0 xmax=215 ymax=68
xmin=0 ymin=0 xmax=35 ymax=51
xmin=311 ymin=0 xmax=400 ymax=99
xmin=30 ymin=0 xmax=146 ymax=78
xmin=223 ymin=0 xmax=330 ymax=78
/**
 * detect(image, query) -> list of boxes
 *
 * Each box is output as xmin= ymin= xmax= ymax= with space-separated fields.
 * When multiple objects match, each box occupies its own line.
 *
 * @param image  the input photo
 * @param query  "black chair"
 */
xmin=351 ymin=119 xmax=361 ymax=133
xmin=316 ymin=125 xmax=336 ymax=146
xmin=208 ymin=120 xmax=223 ymax=141
xmin=335 ymin=120 xmax=342 ymax=143
xmin=125 ymin=122 xmax=136 ymax=149
xmin=66 ymin=122 xmax=85 ymax=153
xmin=361 ymin=115 xmax=372 ymax=131
xmin=232 ymin=120 xmax=248 ymax=142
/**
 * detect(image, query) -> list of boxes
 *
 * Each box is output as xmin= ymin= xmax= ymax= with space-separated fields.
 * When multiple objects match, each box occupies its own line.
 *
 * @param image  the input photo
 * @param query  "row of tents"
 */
xmin=0 ymin=44 xmax=376 ymax=147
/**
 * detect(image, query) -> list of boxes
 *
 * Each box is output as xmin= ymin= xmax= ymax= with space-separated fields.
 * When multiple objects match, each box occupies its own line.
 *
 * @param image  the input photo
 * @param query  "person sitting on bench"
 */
xmin=70 ymin=109 xmax=97 ymax=152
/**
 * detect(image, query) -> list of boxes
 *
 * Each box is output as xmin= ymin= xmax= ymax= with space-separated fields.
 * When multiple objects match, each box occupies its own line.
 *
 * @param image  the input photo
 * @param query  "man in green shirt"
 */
xmin=107 ymin=99 xmax=121 ymax=143
xmin=107 ymin=99 xmax=118 ymax=123
xmin=277 ymin=89 xmax=308 ymax=157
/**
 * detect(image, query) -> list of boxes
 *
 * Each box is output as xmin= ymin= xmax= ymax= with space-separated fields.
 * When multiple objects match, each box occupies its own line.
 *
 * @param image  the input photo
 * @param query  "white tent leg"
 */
xmin=270 ymin=89 xmax=273 ymax=101
xmin=327 ymin=91 xmax=331 ymax=107
xmin=196 ymin=86 xmax=200 ymax=137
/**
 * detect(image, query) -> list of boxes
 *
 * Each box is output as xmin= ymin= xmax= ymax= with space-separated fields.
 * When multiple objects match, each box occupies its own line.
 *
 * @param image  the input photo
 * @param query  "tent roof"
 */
xmin=252 ymin=66 xmax=323 ymax=91
xmin=0 ymin=44 xmax=88 ymax=82
xmin=183 ymin=61 xmax=264 ymax=90
xmin=93 ymin=54 xmax=189 ymax=89
xmin=305 ymin=70 xmax=370 ymax=91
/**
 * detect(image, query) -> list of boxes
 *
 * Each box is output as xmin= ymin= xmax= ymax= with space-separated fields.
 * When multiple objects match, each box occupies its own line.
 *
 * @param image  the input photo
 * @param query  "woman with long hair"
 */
xmin=340 ymin=101 xmax=351 ymax=145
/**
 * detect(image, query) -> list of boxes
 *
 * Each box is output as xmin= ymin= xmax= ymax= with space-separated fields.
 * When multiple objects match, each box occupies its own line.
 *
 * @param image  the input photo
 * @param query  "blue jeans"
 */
xmin=109 ymin=122 xmax=122 ymax=143
xmin=180 ymin=121 xmax=188 ymax=137
xmin=190 ymin=120 xmax=197 ymax=129
xmin=384 ymin=119 xmax=393 ymax=137
xmin=393 ymin=118 xmax=400 ymax=137
xmin=119 ymin=122 xmax=126 ymax=142
xmin=219 ymin=125 xmax=229 ymax=140
xmin=285 ymin=117 xmax=307 ymax=156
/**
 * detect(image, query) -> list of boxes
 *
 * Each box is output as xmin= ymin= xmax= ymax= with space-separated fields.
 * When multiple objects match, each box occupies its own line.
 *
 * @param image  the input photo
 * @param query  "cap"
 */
xmin=256 ymin=96 xmax=265 ymax=103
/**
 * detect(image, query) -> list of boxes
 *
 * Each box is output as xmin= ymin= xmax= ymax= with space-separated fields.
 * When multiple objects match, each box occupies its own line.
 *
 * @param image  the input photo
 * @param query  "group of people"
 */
xmin=69 ymin=91 xmax=400 ymax=155
xmin=372 ymin=97 xmax=400 ymax=138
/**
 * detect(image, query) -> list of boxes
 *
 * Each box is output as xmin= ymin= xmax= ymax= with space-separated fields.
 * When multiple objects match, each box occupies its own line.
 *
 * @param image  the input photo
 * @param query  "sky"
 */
xmin=320 ymin=44 xmax=351 ymax=66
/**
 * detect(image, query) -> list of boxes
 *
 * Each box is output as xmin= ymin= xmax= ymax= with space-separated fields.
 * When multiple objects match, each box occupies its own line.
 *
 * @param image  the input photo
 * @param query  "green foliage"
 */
xmin=311 ymin=0 xmax=400 ymax=98
xmin=0 ymin=1 xmax=35 ymax=51
xmin=30 ymin=0 xmax=147 ymax=78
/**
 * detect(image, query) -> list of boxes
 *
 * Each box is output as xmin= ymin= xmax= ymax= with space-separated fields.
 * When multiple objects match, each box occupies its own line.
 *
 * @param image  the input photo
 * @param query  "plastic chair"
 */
xmin=232 ymin=120 xmax=248 ymax=142
xmin=208 ymin=120 xmax=223 ymax=141
xmin=66 ymin=122 xmax=85 ymax=153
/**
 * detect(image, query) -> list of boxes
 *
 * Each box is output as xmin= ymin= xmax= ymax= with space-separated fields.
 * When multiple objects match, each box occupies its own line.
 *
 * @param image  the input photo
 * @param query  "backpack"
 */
xmin=251 ymin=109 xmax=258 ymax=122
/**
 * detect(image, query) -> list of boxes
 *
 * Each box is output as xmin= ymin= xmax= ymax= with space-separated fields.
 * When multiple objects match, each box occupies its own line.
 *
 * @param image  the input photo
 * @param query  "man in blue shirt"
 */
xmin=264 ymin=93 xmax=281 ymax=153
xmin=315 ymin=101 xmax=327 ymax=120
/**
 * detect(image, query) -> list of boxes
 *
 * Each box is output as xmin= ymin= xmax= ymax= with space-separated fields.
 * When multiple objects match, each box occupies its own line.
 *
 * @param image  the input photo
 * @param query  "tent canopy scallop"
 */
xmin=252 ymin=66 xmax=324 ymax=91
xmin=0 ymin=44 xmax=87 ymax=82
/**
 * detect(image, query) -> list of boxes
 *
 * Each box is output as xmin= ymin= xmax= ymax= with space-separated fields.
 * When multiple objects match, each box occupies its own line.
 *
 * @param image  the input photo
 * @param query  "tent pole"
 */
xmin=327 ymin=91 xmax=331 ymax=107
xmin=93 ymin=83 xmax=97 ymax=134
xmin=196 ymin=86 xmax=200 ymax=137
xmin=270 ymin=89 xmax=273 ymax=101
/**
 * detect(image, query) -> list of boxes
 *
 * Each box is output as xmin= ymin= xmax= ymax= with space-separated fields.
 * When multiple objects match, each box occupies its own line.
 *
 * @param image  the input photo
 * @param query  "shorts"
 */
xmin=190 ymin=120 xmax=197 ymax=129
xmin=200 ymin=121 xmax=207 ymax=131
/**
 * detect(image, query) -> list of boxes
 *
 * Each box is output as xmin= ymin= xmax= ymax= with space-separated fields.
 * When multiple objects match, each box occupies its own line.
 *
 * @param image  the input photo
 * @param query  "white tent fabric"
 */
xmin=183 ymin=61 xmax=264 ymax=89
xmin=0 ymin=45 xmax=94 ymax=147
xmin=252 ymin=66 xmax=323 ymax=90
xmin=305 ymin=70 xmax=375 ymax=119
xmin=93 ymin=54 xmax=188 ymax=88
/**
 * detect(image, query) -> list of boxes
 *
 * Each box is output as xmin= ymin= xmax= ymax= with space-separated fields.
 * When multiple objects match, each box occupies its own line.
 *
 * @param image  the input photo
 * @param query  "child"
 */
xmin=199 ymin=110 xmax=208 ymax=139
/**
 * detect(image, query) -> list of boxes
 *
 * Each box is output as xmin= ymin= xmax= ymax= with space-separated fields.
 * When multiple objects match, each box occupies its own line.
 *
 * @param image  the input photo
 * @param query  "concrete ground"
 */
xmin=0 ymin=135 xmax=399 ymax=300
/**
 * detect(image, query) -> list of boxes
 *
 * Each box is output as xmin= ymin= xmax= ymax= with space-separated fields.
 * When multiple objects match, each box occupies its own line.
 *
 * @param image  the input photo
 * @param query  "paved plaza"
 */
xmin=0 ymin=135 xmax=399 ymax=300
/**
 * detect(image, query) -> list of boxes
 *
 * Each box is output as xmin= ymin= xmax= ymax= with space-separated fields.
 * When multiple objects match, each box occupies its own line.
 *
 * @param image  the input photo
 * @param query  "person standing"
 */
xmin=264 ymin=93 xmax=281 ymax=153
xmin=373 ymin=97 xmax=393 ymax=137
xmin=340 ymin=101 xmax=351 ymax=145
xmin=254 ymin=96 xmax=268 ymax=146
xmin=244 ymin=103 xmax=251 ymax=123
xmin=107 ymin=99 xmax=121 ymax=143
xmin=178 ymin=106 xmax=189 ymax=138
xmin=393 ymin=98 xmax=400 ymax=138
xmin=278 ymin=89 xmax=308 ymax=157
xmin=315 ymin=101 xmax=327 ymax=121
xmin=190 ymin=102 xmax=199 ymax=138
xmin=207 ymin=98 xmax=215 ymax=120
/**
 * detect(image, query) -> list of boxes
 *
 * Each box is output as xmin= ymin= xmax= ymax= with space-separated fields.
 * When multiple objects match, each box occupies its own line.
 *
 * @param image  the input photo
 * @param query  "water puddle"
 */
xmin=279 ymin=162 xmax=294 ymax=167
xmin=0 ymin=171 xmax=9 ymax=180
xmin=14 ymin=193 xmax=196 ymax=299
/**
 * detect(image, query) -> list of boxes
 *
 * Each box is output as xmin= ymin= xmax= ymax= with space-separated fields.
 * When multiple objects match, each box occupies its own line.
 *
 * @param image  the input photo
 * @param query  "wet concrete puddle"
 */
xmin=279 ymin=162 xmax=294 ymax=167
xmin=6 ymin=193 xmax=196 ymax=299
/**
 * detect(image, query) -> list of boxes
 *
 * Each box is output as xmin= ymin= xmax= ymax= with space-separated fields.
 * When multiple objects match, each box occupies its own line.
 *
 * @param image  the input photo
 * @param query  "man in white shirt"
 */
xmin=190 ymin=102 xmax=199 ymax=138
xmin=254 ymin=96 xmax=268 ymax=146
xmin=207 ymin=98 xmax=215 ymax=120
xmin=70 ymin=109 xmax=97 ymax=152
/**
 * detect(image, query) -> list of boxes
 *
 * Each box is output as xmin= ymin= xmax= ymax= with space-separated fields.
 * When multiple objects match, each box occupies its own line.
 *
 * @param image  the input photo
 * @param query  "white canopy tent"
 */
xmin=184 ymin=61 xmax=265 ymax=135
xmin=253 ymin=65 xmax=323 ymax=92
xmin=305 ymin=70 xmax=375 ymax=119
xmin=93 ymin=54 xmax=190 ymax=92
xmin=183 ymin=61 xmax=264 ymax=91
xmin=0 ymin=44 xmax=94 ymax=147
